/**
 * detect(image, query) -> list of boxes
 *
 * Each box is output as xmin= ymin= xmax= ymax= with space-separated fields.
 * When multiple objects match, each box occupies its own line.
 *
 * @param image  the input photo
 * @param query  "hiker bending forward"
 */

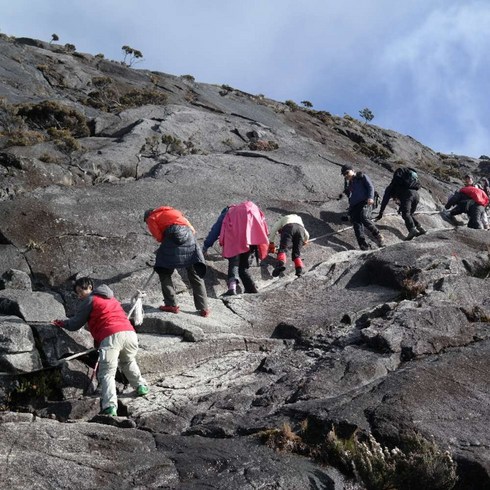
xmin=205 ymin=201 xmax=269 ymax=295
xmin=376 ymin=167 xmax=427 ymax=241
xmin=144 ymin=206 xmax=209 ymax=316
xmin=203 ymin=206 xmax=242 ymax=296
xmin=268 ymin=214 xmax=309 ymax=277
xmin=341 ymin=165 xmax=385 ymax=250
xmin=52 ymin=277 xmax=148 ymax=416
xmin=444 ymin=179 xmax=489 ymax=230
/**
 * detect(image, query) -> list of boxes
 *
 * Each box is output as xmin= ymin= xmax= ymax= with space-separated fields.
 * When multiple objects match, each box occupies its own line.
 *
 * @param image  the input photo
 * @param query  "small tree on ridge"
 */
xmin=122 ymin=45 xmax=143 ymax=67
xmin=359 ymin=107 xmax=374 ymax=123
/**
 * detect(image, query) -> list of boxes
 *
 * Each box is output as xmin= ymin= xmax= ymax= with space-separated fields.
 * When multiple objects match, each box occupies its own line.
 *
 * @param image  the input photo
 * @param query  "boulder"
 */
xmin=0 ymin=290 xmax=65 ymax=323
xmin=0 ymin=269 xmax=32 ymax=290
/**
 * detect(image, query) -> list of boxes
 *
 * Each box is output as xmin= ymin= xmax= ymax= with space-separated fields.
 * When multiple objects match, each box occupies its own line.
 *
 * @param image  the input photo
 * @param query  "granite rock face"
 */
xmin=0 ymin=35 xmax=489 ymax=489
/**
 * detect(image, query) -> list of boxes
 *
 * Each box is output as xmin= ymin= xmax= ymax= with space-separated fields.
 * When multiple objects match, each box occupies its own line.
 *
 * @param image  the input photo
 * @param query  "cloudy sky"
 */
xmin=2 ymin=0 xmax=489 ymax=158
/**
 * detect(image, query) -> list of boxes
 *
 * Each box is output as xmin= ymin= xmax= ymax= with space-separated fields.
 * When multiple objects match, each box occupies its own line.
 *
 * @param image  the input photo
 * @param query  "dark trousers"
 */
xmin=228 ymin=249 xmax=257 ymax=293
xmin=349 ymin=202 xmax=380 ymax=248
xmin=398 ymin=190 xmax=421 ymax=231
xmin=278 ymin=223 xmax=304 ymax=260
xmin=156 ymin=265 xmax=208 ymax=310
xmin=450 ymin=201 xmax=485 ymax=229
xmin=468 ymin=204 xmax=486 ymax=229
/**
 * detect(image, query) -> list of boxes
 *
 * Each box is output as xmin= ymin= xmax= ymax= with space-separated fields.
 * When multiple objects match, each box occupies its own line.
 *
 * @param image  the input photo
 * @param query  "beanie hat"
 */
xmin=341 ymin=165 xmax=353 ymax=176
xmin=143 ymin=209 xmax=153 ymax=222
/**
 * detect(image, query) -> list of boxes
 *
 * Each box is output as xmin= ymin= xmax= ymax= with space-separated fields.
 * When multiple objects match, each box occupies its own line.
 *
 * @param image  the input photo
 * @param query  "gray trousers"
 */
xmin=157 ymin=265 xmax=208 ymax=310
xmin=98 ymin=330 xmax=146 ymax=410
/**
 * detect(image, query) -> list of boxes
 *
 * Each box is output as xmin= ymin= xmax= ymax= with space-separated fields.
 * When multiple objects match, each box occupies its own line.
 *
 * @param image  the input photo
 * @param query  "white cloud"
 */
xmin=379 ymin=2 xmax=490 ymax=155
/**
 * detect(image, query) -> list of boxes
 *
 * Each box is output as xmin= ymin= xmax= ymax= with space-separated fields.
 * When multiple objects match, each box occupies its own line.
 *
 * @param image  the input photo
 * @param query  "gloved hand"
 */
xmin=202 ymin=246 xmax=208 ymax=256
xmin=268 ymin=242 xmax=276 ymax=254
xmin=374 ymin=213 xmax=383 ymax=222
xmin=51 ymin=319 xmax=65 ymax=328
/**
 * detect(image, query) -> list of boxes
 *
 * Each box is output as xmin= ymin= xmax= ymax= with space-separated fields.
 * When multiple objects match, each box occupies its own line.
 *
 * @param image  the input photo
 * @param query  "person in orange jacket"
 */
xmin=144 ymin=206 xmax=209 ymax=317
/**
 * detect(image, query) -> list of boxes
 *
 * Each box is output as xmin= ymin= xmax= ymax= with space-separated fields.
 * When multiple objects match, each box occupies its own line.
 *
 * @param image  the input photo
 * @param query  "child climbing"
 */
xmin=268 ymin=214 xmax=309 ymax=277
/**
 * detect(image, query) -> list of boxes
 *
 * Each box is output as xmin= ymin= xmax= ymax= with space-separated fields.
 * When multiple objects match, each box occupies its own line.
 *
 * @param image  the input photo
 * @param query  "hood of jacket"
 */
xmin=92 ymin=284 xmax=114 ymax=299
xmin=165 ymin=224 xmax=193 ymax=245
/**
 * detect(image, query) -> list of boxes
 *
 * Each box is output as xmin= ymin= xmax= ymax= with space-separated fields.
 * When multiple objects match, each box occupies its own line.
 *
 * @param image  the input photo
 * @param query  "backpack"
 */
xmin=460 ymin=186 xmax=490 ymax=207
xmin=392 ymin=167 xmax=420 ymax=191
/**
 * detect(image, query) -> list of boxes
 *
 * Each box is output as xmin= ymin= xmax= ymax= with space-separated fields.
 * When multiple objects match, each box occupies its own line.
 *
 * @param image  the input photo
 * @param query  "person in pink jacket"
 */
xmin=210 ymin=201 xmax=269 ymax=295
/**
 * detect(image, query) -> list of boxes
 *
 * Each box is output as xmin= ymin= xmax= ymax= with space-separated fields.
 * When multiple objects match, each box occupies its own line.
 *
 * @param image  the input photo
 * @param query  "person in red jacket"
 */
xmin=444 ymin=175 xmax=489 ymax=229
xmin=52 ymin=277 xmax=148 ymax=416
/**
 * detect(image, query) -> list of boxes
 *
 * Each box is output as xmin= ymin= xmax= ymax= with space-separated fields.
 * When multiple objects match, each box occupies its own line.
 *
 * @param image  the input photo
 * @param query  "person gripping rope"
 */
xmin=203 ymin=205 xmax=240 ymax=296
xmin=341 ymin=165 xmax=385 ymax=250
xmin=444 ymin=175 xmax=489 ymax=230
xmin=144 ymin=206 xmax=209 ymax=316
xmin=268 ymin=214 xmax=309 ymax=277
xmin=375 ymin=167 xmax=427 ymax=240
xmin=52 ymin=277 xmax=148 ymax=416
xmin=205 ymin=201 xmax=269 ymax=296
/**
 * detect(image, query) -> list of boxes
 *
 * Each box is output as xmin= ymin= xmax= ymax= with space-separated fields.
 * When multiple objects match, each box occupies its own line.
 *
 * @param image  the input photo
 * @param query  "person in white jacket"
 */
xmin=268 ymin=214 xmax=309 ymax=277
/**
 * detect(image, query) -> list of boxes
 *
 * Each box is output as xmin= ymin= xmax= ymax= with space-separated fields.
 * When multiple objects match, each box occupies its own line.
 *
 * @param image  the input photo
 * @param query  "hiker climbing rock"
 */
xmin=203 ymin=205 xmax=242 ymax=295
xmin=444 ymin=175 xmax=489 ymax=230
xmin=375 ymin=167 xmax=427 ymax=240
xmin=204 ymin=201 xmax=269 ymax=295
xmin=144 ymin=206 xmax=209 ymax=316
xmin=340 ymin=165 xmax=385 ymax=250
xmin=268 ymin=214 xmax=309 ymax=277
xmin=51 ymin=277 xmax=149 ymax=416
xmin=473 ymin=175 xmax=490 ymax=229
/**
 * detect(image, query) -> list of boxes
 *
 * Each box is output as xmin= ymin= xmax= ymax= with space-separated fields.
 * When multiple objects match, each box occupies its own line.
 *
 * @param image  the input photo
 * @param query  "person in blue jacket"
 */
xmin=202 ymin=206 xmax=258 ymax=296
xmin=341 ymin=165 xmax=385 ymax=250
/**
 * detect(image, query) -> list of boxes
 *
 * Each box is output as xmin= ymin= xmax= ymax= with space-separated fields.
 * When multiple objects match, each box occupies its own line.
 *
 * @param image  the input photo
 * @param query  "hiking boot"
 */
xmin=293 ymin=258 xmax=304 ymax=273
xmin=200 ymin=309 xmax=210 ymax=318
xmin=417 ymin=226 xmax=427 ymax=236
xmin=272 ymin=261 xmax=286 ymax=277
xmin=100 ymin=406 xmax=117 ymax=416
xmin=137 ymin=385 xmax=149 ymax=396
xmin=405 ymin=228 xmax=418 ymax=241
xmin=359 ymin=242 xmax=371 ymax=251
xmin=374 ymin=234 xmax=385 ymax=247
xmin=159 ymin=305 xmax=180 ymax=314
xmin=272 ymin=266 xmax=286 ymax=277
xmin=221 ymin=289 xmax=236 ymax=297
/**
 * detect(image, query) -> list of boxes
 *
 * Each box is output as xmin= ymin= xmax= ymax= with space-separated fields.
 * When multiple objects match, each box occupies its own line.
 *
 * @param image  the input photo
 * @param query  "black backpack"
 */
xmin=392 ymin=167 xmax=420 ymax=191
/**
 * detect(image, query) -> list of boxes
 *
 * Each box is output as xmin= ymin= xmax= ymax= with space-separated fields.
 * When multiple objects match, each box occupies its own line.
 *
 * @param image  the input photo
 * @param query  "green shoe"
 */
xmin=137 ymin=385 xmax=149 ymax=396
xmin=101 ymin=406 xmax=117 ymax=416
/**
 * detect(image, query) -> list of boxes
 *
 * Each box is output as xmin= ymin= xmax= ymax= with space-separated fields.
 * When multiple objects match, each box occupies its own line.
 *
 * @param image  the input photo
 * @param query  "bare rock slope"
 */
xmin=0 ymin=34 xmax=489 ymax=489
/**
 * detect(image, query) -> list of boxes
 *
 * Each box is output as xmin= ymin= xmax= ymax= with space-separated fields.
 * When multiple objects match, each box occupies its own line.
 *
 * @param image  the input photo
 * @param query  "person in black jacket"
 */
xmin=375 ymin=168 xmax=427 ymax=240
xmin=144 ymin=207 xmax=209 ymax=317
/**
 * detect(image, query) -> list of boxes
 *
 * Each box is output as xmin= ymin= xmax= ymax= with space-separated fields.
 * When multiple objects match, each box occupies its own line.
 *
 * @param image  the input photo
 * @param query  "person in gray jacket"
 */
xmin=52 ymin=277 xmax=148 ymax=416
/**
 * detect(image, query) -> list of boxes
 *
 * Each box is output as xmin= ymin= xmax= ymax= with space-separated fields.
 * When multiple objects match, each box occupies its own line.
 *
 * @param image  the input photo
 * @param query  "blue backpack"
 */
xmin=392 ymin=167 xmax=420 ymax=191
